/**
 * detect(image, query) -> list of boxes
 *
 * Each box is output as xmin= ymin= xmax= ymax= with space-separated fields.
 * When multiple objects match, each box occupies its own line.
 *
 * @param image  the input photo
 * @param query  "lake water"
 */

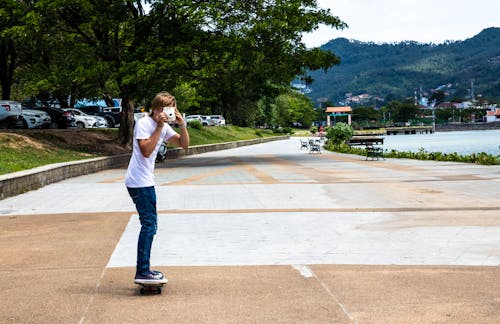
xmin=381 ymin=129 xmax=500 ymax=156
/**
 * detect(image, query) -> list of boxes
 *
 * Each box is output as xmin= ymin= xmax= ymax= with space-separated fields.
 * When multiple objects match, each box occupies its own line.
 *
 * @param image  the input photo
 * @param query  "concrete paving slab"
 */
xmin=1 ymin=138 xmax=499 ymax=323
xmin=0 ymin=212 xmax=131 ymax=323
xmin=311 ymin=264 xmax=500 ymax=324
xmin=83 ymin=266 xmax=351 ymax=323
xmin=109 ymin=211 xmax=500 ymax=267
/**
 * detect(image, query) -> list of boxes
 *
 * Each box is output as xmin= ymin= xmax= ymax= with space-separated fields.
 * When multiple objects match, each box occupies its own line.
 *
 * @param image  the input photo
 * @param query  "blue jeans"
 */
xmin=127 ymin=186 xmax=157 ymax=275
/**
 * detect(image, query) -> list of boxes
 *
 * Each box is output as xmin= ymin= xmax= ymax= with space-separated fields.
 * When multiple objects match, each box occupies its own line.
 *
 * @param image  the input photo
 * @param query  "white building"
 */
xmin=486 ymin=108 xmax=500 ymax=123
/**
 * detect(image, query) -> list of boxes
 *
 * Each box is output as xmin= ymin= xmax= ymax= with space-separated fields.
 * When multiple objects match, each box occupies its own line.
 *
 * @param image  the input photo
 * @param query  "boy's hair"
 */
xmin=151 ymin=91 xmax=176 ymax=109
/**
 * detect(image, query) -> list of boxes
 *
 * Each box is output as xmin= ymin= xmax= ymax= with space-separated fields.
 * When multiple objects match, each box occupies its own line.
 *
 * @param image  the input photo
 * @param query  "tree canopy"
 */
xmin=0 ymin=0 xmax=346 ymax=145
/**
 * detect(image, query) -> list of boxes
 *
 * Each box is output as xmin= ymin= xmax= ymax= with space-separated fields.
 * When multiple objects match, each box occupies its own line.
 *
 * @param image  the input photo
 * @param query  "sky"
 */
xmin=302 ymin=0 xmax=500 ymax=47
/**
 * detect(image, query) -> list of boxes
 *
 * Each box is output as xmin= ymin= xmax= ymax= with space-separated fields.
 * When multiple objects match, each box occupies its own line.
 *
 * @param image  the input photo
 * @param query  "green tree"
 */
xmin=429 ymin=90 xmax=446 ymax=105
xmin=25 ymin=0 xmax=155 ymax=145
xmin=180 ymin=0 xmax=346 ymax=126
xmin=326 ymin=122 xmax=354 ymax=147
xmin=8 ymin=1 xmax=347 ymax=145
xmin=270 ymin=92 xmax=315 ymax=127
xmin=0 ymin=1 xmax=30 ymax=100
xmin=352 ymin=106 xmax=381 ymax=126
xmin=383 ymin=100 xmax=419 ymax=123
xmin=11 ymin=1 xmax=104 ymax=107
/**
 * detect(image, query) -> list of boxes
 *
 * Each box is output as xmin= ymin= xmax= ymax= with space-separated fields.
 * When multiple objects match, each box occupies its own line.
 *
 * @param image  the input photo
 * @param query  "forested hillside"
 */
xmin=307 ymin=27 xmax=500 ymax=104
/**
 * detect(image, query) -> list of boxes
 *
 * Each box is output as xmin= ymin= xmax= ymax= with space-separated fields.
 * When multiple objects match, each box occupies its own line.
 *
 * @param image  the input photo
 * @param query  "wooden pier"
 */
xmin=348 ymin=135 xmax=384 ymax=146
xmin=385 ymin=126 xmax=434 ymax=135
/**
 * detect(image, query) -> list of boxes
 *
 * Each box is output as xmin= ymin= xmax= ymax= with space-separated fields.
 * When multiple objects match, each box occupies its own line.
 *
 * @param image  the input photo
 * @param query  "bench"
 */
xmin=365 ymin=146 xmax=384 ymax=160
xmin=300 ymin=139 xmax=309 ymax=150
xmin=308 ymin=139 xmax=321 ymax=154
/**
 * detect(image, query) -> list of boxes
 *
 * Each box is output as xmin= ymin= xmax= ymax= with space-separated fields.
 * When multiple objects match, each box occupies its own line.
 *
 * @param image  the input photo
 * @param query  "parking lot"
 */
xmin=1 ymin=138 xmax=500 ymax=323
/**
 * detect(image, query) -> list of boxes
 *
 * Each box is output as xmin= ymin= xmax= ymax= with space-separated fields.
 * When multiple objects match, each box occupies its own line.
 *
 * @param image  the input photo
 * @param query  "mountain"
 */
xmin=306 ymin=27 xmax=500 ymax=105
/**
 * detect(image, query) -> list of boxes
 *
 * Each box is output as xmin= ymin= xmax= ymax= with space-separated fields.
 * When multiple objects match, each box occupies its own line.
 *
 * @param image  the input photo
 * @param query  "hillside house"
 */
xmin=486 ymin=108 xmax=500 ymax=123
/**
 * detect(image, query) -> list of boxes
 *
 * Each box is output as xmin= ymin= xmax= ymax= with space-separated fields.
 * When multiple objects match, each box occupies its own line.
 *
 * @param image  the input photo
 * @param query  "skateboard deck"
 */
xmin=135 ymin=281 xmax=167 ymax=295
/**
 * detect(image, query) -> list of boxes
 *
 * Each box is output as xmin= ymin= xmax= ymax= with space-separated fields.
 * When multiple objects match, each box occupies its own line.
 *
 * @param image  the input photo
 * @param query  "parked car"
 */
xmin=200 ymin=115 xmax=215 ymax=126
xmin=63 ymin=108 xmax=108 ymax=128
xmin=21 ymin=109 xmax=51 ymax=129
xmin=77 ymin=105 xmax=121 ymax=127
xmin=185 ymin=115 xmax=203 ymax=123
xmin=0 ymin=100 xmax=24 ymax=128
xmin=62 ymin=108 xmax=97 ymax=128
xmin=210 ymin=115 xmax=226 ymax=126
xmin=91 ymin=114 xmax=109 ymax=128
xmin=38 ymin=106 xmax=76 ymax=129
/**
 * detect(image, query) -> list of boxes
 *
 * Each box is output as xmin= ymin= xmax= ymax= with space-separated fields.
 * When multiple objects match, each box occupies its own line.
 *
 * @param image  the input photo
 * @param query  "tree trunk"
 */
xmin=102 ymin=93 xmax=115 ymax=107
xmin=55 ymin=94 xmax=70 ymax=108
xmin=0 ymin=40 xmax=15 ymax=100
xmin=118 ymin=96 xmax=135 ymax=148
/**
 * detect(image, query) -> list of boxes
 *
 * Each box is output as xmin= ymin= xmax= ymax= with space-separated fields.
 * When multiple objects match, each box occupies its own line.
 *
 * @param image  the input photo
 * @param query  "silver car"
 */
xmin=210 ymin=115 xmax=226 ymax=126
xmin=0 ymin=100 xmax=24 ymax=128
xmin=63 ymin=108 xmax=108 ymax=128
xmin=185 ymin=115 xmax=203 ymax=123
xmin=22 ymin=109 xmax=51 ymax=128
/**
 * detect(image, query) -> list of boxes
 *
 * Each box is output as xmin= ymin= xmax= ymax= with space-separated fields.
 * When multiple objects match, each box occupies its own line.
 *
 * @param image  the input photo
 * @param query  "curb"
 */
xmin=0 ymin=135 xmax=289 ymax=200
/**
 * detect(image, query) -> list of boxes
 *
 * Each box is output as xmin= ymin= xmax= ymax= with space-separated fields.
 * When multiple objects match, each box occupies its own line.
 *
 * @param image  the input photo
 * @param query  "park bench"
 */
xmin=300 ymin=139 xmax=309 ymax=150
xmin=308 ymin=139 xmax=321 ymax=154
xmin=365 ymin=146 xmax=384 ymax=160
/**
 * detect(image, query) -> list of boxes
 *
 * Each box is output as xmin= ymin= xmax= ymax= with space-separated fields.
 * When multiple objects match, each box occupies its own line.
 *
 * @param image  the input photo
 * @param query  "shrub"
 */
xmin=326 ymin=122 xmax=354 ymax=147
xmin=323 ymin=143 xmax=499 ymax=166
xmin=273 ymin=126 xmax=293 ymax=134
xmin=188 ymin=120 xmax=202 ymax=129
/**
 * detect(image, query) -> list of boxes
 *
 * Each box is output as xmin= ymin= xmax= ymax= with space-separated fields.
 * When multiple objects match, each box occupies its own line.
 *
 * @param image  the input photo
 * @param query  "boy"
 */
xmin=125 ymin=91 xmax=189 ymax=283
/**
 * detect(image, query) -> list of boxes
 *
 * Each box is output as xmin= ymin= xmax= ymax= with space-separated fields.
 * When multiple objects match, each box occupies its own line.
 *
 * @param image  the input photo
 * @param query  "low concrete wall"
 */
xmin=0 ymin=154 xmax=131 ymax=200
xmin=166 ymin=135 xmax=289 ymax=159
xmin=0 ymin=135 xmax=288 ymax=200
xmin=436 ymin=122 xmax=500 ymax=132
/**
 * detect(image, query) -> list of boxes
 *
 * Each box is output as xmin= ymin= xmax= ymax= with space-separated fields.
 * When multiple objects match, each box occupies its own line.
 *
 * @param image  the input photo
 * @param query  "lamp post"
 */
xmin=432 ymin=107 xmax=435 ymax=133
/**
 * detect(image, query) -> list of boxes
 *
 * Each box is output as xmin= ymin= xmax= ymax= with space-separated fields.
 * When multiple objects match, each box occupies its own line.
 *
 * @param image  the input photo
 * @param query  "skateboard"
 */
xmin=136 ymin=281 xmax=167 ymax=295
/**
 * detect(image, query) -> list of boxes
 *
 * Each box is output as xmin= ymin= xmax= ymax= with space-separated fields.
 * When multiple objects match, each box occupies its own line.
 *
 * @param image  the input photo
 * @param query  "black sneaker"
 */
xmin=134 ymin=271 xmax=168 ymax=284
xmin=150 ymin=270 xmax=164 ymax=278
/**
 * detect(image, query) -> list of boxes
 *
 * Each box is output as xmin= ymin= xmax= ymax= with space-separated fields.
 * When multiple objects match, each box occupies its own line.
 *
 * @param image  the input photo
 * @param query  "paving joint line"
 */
xmin=79 ymin=265 xmax=107 ymax=324
xmin=154 ymin=206 xmax=500 ymax=214
xmin=293 ymin=264 xmax=357 ymax=323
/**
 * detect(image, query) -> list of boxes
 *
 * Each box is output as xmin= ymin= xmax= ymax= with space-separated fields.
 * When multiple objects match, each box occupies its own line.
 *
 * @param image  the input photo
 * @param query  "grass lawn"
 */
xmin=0 ymin=126 xmax=278 ymax=175
xmin=184 ymin=125 xmax=275 ymax=146
xmin=0 ymin=133 xmax=96 ymax=175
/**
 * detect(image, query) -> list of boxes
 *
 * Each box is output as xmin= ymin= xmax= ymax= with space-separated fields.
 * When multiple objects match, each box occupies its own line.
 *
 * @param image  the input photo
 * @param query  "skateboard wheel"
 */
xmin=139 ymin=286 xmax=162 ymax=295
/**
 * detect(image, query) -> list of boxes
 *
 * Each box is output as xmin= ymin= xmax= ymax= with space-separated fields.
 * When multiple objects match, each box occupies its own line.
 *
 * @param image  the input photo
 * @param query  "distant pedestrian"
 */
xmin=125 ymin=91 xmax=189 ymax=284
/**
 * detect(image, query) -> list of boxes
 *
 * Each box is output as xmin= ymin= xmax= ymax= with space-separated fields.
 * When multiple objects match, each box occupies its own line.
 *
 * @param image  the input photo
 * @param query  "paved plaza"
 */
xmin=1 ymin=138 xmax=500 ymax=323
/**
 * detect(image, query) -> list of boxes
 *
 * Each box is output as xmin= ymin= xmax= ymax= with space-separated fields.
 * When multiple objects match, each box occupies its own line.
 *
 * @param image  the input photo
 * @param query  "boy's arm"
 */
xmin=138 ymin=113 xmax=167 ymax=158
xmin=168 ymin=110 xmax=189 ymax=149
xmin=168 ymin=125 xmax=189 ymax=149
xmin=138 ymin=126 xmax=163 ymax=158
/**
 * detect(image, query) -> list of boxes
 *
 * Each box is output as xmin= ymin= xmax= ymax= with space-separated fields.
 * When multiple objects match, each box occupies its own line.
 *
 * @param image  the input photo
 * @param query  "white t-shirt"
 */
xmin=125 ymin=115 xmax=177 ymax=188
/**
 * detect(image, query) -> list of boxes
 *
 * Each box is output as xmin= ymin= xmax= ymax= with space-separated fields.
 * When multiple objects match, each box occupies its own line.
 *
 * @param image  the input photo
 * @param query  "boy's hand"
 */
xmin=174 ymin=109 xmax=184 ymax=125
xmin=154 ymin=112 xmax=167 ymax=127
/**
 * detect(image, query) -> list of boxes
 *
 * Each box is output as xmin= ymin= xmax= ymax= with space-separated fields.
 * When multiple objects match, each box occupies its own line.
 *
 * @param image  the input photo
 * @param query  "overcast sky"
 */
xmin=302 ymin=0 xmax=500 ymax=47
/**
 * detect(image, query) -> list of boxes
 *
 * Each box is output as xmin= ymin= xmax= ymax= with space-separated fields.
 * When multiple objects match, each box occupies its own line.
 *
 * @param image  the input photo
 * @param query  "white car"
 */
xmin=0 ymin=100 xmax=24 ymax=128
xmin=185 ymin=115 xmax=202 ymax=123
xmin=200 ymin=115 xmax=215 ymax=126
xmin=92 ymin=115 xmax=109 ymax=128
xmin=210 ymin=115 xmax=226 ymax=126
xmin=63 ymin=108 xmax=107 ymax=128
xmin=22 ymin=109 xmax=51 ymax=129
